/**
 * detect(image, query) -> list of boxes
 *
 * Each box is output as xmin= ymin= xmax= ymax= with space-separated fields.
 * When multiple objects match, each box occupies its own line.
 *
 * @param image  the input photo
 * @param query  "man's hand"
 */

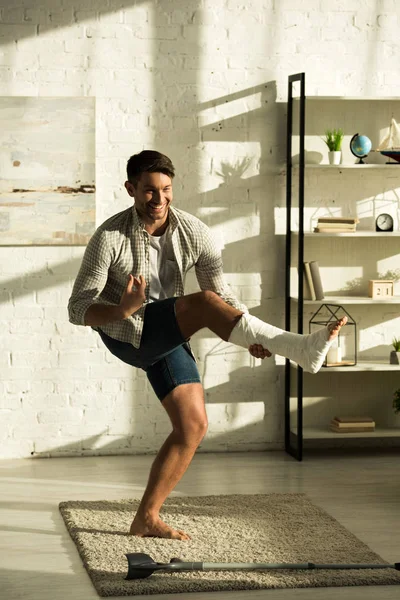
xmin=119 ymin=274 xmax=147 ymax=318
xmin=248 ymin=344 xmax=272 ymax=360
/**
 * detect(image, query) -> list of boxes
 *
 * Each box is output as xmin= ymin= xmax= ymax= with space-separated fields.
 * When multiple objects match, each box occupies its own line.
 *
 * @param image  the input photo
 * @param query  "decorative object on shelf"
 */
xmin=303 ymin=262 xmax=316 ymax=301
xmin=309 ymin=261 xmax=324 ymax=300
xmin=322 ymin=128 xmax=344 ymax=165
xmin=330 ymin=416 xmax=375 ymax=433
xmin=390 ymin=337 xmax=400 ymax=365
xmin=375 ymin=213 xmax=394 ymax=232
xmin=314 ymin=216 xmax=359 ymax=234
xmin=309 ymin=304 xmax=357 ymax=367
xmin=374 ymin=117 xmax=400 ymax=164
xmin=350 ymin=133 xmax=372 ymax=164
xmin=393 ymin=389 xmax=400 ymax=414
xmin=368 ymin=279 xmax=394 ymax=299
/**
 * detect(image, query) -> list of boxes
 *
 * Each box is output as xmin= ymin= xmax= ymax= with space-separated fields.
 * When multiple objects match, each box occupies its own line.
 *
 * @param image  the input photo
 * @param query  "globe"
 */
xmin=350 ymin=133 xmax=372 ymax=164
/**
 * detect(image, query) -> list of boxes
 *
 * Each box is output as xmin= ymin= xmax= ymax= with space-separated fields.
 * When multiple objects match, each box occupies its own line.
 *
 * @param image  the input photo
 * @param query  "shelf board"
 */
xmin=290 ymin=360 xmax=400 ymax=372
xmin=291 ymin=295 xmax=400 ymax=304
xmin=293 ymin=96 xmax=400 ymax=101
xmin=291 ymin=427 xmax=400 ymax=440
xmin=292 ymin=231 xmax=400 ymax=237
xmin=294 ymin=163 xmax=398 ymax=169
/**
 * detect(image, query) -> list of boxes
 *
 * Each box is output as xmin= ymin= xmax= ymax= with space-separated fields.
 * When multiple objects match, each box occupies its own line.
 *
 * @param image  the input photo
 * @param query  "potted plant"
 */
xmin=322 ymin=128 xmax=344 ymax=165
xmin=390 ymin=337 xmax=400 ymax=364
xmin=393 ymin=388 xmax=400 ymax=414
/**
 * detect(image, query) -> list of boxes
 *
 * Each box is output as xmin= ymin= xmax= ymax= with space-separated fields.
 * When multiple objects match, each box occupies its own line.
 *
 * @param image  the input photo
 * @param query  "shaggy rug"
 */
xmin=59 ymin=493 xmax=400 ymax=597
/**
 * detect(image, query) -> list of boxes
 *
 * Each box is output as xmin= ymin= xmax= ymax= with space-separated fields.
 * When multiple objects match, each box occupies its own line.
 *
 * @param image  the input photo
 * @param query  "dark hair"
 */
xmin=126 ymin=150 xmax=175 ymax=186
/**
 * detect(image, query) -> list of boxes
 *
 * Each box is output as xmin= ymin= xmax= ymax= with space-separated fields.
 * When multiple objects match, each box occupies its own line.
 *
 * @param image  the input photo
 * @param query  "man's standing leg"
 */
xmin=130 ymin=382 xmax=206 ymax=540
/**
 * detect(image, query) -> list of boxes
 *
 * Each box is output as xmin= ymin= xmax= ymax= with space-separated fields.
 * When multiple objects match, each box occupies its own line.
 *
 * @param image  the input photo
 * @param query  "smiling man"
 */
xmin=68 ymin=150 xmax=346 ymax=541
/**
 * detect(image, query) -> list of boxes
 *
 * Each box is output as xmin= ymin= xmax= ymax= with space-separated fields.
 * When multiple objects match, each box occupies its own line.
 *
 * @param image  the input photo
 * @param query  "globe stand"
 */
xmin=355 ymin=156 xmax=367 ymax=164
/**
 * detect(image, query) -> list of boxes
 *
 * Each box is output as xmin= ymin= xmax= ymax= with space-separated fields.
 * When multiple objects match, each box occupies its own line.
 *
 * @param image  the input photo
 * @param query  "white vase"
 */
xmin=328 ymin=151 xmax=341 ymax=165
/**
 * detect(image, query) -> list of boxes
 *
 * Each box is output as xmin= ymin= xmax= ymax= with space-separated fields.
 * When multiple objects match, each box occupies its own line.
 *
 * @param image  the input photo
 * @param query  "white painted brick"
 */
xmin=85 ymin=24 xmax=123 ymax=38
xmin=99 ymin=10 xmax=123 ymax=24
xmin=121 ymin=378 xmax=148 ymax=392
xmin=89 ymin=363 xmax=133 ymax=378
xmin=0 ymin=23 xmax=37 ymax=39
xmin=30 ymin=381 xmax=55 ymax=395
xmin=0 ymin=393 xmax=20 ymax=410
xmin=12 ymin=423 xmax=61 ymax=439
xmin=122 ymin=7 xmax=148 ymax=25
xmin=11 ymin=352 xmax=58 ymax=368
xmin=37 ymin=407 xmax=83 ymax=424
xmin=5 ymin=380 xmax=31 ymax=394
xmin=35 ymin=69 xmax=66 ymax=82
xmin=58 ymin=349 xmax=106 ymax=368
xmin=32 ymin=367 xmax=89 ymax=381
xmin=39 ymin=24 xmax=86 ymax=40
xmin=101 ymin=379 xmax=122 ymax=394
xmin=1 ymin=8 xmax=25 ymax=23
xmin=69 ymin=392 xmax=111 ymax=410
xmin=0 ymin=331 xmax=50 ymax=352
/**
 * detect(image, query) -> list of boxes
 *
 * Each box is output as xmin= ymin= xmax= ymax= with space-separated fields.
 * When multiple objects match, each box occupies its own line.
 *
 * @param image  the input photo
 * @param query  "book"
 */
xmin=334 ymin=416 xmax=374 ymax=423
xmin=314 ymin=228 xmax=356 ymax=234
xmin=331 ymin=419 xmax=375 ymax=429
xmin=316 ymin=222 xmax=356 ymax=229
xmin=303 ymin=262 xmax=316 ymax=301
xmin=309 ymin=261 xmax=324 ymax=300
xmin=318 ymin=217 xmax=360 ymax=224
xmin=330 ymin=425 xmax=375 ymax=433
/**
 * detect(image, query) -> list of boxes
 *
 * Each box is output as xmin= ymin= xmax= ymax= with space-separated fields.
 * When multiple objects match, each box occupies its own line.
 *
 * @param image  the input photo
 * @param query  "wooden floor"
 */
xmin=1 ymin=449 xmax=399 ymax=600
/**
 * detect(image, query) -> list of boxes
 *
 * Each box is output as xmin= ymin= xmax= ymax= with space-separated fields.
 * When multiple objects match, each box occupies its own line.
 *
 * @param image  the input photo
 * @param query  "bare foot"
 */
xmin=327 ymin=316 xmax=348 ymax=341
xmin=303 ymin=316 xmax=348 ymax=374
xmin=129 ymin=515 xmax=191 ymax=541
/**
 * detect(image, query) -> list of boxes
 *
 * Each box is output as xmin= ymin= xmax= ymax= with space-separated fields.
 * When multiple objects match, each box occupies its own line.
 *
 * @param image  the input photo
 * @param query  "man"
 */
xmin=68 ymin=150 xmax=346 ymax=541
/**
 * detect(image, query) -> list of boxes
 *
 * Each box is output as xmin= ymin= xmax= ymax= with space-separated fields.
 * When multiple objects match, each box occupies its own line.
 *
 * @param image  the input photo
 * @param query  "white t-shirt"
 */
xmin=148 ymin=227 xmax=176 ymax=302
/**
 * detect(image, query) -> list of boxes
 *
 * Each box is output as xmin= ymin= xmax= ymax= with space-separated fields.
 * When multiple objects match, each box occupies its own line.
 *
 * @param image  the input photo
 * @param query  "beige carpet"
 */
xmin=59 ymin=493 xmax=400 ymax=597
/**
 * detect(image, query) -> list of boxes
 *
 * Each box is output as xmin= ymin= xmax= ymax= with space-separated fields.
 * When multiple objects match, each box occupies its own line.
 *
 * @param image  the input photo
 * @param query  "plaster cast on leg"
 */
xmin=228 ymin=313 xmax=333 ymax=374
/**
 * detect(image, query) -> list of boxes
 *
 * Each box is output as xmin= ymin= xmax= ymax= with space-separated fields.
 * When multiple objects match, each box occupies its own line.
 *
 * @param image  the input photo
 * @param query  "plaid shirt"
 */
xmin=68 ymin=205 xmax=247 ymax=348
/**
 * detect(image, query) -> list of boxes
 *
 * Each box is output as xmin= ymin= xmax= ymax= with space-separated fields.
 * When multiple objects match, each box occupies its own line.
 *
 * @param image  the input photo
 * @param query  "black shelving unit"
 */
xmin=285 ymin=72 xmax=305 ymax=461
xmin=284 ymin=73 xmax=400 ymax=460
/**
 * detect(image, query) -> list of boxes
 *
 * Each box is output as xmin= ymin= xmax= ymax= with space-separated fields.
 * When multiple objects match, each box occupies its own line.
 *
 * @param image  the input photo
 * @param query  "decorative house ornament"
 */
xmin=309 ymin=304 xmax=357 ymax=368
xmin=368 ymin=279 xmax=394 ymax=299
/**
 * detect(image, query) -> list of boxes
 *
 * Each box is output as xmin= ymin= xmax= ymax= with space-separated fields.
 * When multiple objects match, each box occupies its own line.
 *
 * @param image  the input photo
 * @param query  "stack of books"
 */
xmin=314 ymin=217 xmax=360 ymax=233
xmin=303 ymin=260 xmax=324 ymax=301
xmin=330 ymin=416 xmax=375 ymax=433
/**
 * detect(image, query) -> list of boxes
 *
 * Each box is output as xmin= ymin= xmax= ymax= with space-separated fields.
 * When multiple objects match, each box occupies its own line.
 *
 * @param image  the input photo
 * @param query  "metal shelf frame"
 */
xmin=284 ymin=73 xmax=400 ymax=461
xmin=285 ymin=72 xmax=305 ymax=461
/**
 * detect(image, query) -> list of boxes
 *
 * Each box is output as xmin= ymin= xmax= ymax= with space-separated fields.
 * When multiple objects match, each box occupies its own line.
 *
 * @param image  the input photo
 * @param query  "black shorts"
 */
xmin=98 ymin=297 xmax=201 ymax=401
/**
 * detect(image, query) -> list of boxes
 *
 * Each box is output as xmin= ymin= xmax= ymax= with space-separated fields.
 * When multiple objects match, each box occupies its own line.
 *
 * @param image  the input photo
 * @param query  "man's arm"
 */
xmin=84 ymin=275 xmax=146 ymax=327
xmin=68 ymin=228 xmax=146 ymax=328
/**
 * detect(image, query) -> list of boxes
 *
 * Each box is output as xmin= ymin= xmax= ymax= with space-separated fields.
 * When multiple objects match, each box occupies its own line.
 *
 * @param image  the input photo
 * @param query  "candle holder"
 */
xmin=309 ymin=304 xmax=357 ymax=367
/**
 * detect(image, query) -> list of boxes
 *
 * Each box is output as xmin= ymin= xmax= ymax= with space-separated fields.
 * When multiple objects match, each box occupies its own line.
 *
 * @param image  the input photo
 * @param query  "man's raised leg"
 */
xmin=130 ymin=382 xmax=207 ymax=540
xmin=175 ymin=291 xmax=347 ymax=374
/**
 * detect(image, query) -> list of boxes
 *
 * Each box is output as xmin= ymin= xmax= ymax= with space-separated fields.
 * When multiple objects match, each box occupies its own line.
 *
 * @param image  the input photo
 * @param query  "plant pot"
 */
xmin=328 ymin=151 xmax=341 ymax=165
xmin=389 ymin=351 xmax=400 ymax=364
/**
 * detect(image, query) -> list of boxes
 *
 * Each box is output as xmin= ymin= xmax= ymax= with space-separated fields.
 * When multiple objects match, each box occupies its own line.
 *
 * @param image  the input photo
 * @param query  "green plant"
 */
xmin=392 ymin=337 xmax=400 ymax=351
xmin=322 ymin=128 xmax=344 ymax=152
xmin=393 ymin=389 xmax=400 ymax=414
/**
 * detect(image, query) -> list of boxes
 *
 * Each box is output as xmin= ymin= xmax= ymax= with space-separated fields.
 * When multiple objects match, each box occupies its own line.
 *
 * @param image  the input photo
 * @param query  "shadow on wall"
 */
xmin=0 ymin=0 xmax=289 ymax=458
xmin=0 ymin=257 xmax=82 ymax=302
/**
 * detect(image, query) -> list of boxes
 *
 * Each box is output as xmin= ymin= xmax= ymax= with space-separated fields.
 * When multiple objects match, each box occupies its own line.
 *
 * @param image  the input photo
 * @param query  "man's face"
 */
xmin=125 ymin=171 xmax=173 ymax=228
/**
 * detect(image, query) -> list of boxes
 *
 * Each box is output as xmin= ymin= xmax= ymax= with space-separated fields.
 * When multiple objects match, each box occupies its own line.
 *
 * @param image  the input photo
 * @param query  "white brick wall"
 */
xmin=0 ymin=0 xmax=399 ymax=458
